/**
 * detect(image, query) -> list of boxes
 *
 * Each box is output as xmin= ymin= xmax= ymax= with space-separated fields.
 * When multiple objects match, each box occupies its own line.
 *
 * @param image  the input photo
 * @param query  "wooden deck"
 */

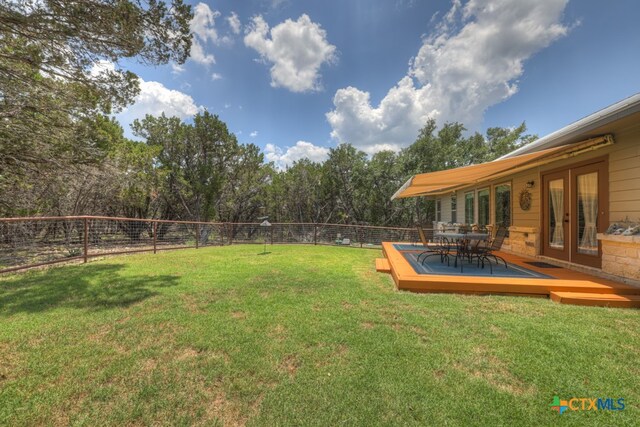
xmin=378 ymin=242 xmax=640 ymax=308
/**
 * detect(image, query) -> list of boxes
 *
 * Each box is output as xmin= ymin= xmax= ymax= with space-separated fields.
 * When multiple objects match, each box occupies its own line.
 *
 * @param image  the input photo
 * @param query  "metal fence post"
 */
xmin=83 ymin=217 xmax=88 ymax=263
xmin=195 ymin=223 xmax=199 ymax=249
xmin=153 ymin=221 xmax=157 ymax=254
xmin=314 ymin=223 xmax=317 ymax=245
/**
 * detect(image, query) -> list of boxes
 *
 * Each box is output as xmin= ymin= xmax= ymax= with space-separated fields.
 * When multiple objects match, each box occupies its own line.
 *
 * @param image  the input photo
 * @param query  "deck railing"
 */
xmin=0 ymin=216 xmax=422 ymax=273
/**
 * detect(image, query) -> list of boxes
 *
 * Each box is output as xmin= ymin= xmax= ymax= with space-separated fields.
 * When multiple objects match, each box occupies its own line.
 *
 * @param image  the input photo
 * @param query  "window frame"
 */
xmin=477 ymin=187 xmax=491 ymax=227
xmin=493 ymin=181 xmax=512 ymax=231
xmin=450 ymin=194 xmax=457 ymax=224
xmin=464 ymin=191 xmax=475 ymax=225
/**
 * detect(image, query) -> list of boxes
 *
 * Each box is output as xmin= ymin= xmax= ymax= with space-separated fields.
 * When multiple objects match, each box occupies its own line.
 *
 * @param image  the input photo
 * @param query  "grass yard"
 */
xmin=0 ymin=245 xmax=638 ymax=426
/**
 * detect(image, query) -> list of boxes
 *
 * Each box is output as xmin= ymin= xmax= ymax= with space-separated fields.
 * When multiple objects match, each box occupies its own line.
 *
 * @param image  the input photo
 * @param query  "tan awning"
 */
xmin=392 ymin=135 xmax=612 ymax=199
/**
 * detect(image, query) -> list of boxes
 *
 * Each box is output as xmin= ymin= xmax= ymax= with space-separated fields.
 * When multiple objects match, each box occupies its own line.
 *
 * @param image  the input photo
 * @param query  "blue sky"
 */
xmin=116 ymin=0 xmax=640 ymax=168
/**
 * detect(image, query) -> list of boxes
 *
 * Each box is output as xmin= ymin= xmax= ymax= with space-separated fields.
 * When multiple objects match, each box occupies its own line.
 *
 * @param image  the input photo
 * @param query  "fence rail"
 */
xmin=0 ymin=216 xmax=421 ymax=273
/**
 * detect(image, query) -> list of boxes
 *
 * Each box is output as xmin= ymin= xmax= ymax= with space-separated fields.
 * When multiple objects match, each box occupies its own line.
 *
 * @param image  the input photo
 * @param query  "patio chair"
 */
xmin=470 ymin=226 xmax=508 ymax=274
xmin=416 ymin=226 xmax=452 ymax=266
xmin=415 ymin=225 xmax=437 ymax=262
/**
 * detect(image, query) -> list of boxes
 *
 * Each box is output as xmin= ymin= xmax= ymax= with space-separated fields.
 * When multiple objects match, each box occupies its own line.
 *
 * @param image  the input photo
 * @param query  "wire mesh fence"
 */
xmin=0 ymin=216 xmax=422 ymax=273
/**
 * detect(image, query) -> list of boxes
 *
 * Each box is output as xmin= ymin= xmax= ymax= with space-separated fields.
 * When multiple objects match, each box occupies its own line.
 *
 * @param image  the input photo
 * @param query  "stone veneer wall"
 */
xmin=599 ymin=234 xmax=640 ymax=282
xmin=507 ymin=226 xmax=540 ymax=257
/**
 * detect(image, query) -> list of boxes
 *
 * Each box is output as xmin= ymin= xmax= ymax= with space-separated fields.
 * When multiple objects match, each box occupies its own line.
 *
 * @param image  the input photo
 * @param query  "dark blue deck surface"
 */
xmin=393 ymin=244 xmax=553 ymax=279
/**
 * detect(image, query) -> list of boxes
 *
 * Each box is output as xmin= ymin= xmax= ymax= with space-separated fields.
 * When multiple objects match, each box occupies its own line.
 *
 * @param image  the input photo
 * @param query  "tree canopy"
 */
xmin=0 ymin=0 xmax=193 ymax=200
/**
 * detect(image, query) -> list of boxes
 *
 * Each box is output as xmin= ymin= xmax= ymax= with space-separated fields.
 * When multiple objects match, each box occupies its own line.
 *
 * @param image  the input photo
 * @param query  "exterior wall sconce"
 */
xmin=526 ymin=180 xmax=535 ymax=189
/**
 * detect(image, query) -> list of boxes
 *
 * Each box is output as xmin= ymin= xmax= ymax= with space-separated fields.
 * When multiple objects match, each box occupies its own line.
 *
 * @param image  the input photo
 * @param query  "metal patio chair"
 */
xmin=470 ymin=226 xmax=509 ymax=274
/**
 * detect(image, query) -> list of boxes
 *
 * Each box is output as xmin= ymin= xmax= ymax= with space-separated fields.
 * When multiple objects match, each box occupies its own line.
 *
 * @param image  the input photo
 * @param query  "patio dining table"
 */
xmin=433 ymin=231 xmax=491 ymax=271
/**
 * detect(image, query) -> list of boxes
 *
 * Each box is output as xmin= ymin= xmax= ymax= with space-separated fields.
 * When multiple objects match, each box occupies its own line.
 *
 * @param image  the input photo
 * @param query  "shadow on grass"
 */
xmin=0 ymin=263 xmax=179 ymax=315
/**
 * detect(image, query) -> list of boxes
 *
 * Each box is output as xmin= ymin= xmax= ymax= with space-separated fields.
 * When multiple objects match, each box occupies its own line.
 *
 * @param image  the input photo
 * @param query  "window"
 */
xmin=495 ymin=183 xmax=511 ymax=229
xmin=435 ymin=199 xmax=442 ymax=221
xmin=450 ymin=194 xmax=457 ymax=223
xmin=478 ymin=188 xmax=490 ymax=226
xmin=465 ymin=192 xmax=475 ymax=224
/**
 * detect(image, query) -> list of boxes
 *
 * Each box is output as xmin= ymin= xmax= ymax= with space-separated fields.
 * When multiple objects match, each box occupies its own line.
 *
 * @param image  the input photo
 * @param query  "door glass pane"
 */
xmin=465 ymin=192 xmax=475 ymax=224
xmin=548 ymin=179 xmax=564 ymax=249
xmin=451 ymin=195 xmax=457 ymax=223
xmin=494 ymin=184 xmax=511 ymax=229
xmin=478 ymin=189 xmax=490 ymax=226
xmin=577 ymin=172 xmax=598 ymax=255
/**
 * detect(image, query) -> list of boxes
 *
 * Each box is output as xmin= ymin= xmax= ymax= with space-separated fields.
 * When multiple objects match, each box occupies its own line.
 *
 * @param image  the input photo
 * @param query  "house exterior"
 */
xmin=392 ymin=94 xmax=640 ymax=285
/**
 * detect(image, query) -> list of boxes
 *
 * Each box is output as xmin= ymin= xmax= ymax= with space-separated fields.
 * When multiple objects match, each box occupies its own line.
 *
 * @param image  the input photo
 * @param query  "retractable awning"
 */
xmin=391 ymin=135 xmax=612 ymax=200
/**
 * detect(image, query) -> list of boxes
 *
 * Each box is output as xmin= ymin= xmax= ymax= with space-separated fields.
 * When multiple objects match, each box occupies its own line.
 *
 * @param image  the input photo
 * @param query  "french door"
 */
xmin=542 ymin=159 xmax=608 ymax=268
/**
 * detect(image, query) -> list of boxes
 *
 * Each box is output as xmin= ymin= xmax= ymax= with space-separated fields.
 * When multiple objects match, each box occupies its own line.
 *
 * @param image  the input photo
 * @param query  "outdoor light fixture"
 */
xmin=526 ymin=180 xmax=535 ymax=189
xmin=260 ymin=218 xmax=272 ymax=254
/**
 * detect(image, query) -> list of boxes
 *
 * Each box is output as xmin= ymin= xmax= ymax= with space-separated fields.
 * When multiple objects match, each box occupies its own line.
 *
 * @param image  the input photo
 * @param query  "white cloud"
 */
xmin=189 ymin=2 xmax=234 ymax=66
xmin=117 ymin=79 xmax=203 ymax=132
xmin=244 ymin=14 xmax=337 ymax=93
xmin=265 ymin=141 xmax=330 ymax=169
xmin=227 ymin=12 xmax=241 ymax=34
xmin=211 ymin=72 xmax=223 ymax=80
xmin=326 ymin=0 xmax=570 ymax=153
xmin=190 ymin=38 xmax=216 ymax=65
xmin=191 ymin=3 xmax=221 ymax=44
xmin=171 ymin=63 xmax=185 ymax=74
xmin=250 ymin=131 xmax=258 ymax=137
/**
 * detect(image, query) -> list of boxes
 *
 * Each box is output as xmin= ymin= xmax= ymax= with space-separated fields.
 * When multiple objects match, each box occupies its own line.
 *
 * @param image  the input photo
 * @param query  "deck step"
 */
xmin=550 ymin=291 xmax=640 ymax=308
xmin=375 ymin=258 xmax=391 ymax=273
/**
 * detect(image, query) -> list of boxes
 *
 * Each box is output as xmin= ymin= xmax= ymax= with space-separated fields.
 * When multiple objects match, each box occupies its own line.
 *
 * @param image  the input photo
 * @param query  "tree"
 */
xmin=0 ymin=0 xmax=193 ymax=192
xmin=265 ymin=159 xmax=326 ymax=223
xmin=321 ymin=144 xmax=368 ymax=224
xmin=132 ymin=112 xmax=248 ymax=222
xmin=217 ymin=144 xmax=270 ymax=223
xmin=483 ymin=122 xmax=536 ymax=161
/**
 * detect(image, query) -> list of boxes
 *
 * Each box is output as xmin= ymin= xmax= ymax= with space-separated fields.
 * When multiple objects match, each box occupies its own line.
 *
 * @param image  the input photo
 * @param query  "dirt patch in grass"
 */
xmin=455 ymin=345 xmax=535 ymax=396
xmin=361 ymin=321 xmax=374 ymax=330
xmin=314 ymin=343 xmax=349 ymax=368
xmin=182 ymin=294 xmax=206 ymax=314
xmin=409 ymin=325 xmax=431 ymax=343
xmin=268 ymin=324 xmax=287 ymax=342
xmin=198 ymin=386 xmax=248 ymax=427
xmin=468 ymin=298 xmax=547 ymax=317
xmin=0 ymin=341 xmax=19 ymax=382
xmin=87 ymin=324 xmax=112 ymax=342
xmin=141 ymin=358 xmax=158 ymax=372
xmin=433 ymin=370 xmax=445 ymax=380
xmin=176 ymin=347 xmax=201 ymax=361
xmin=279 ymin=354 xmax=300 ymax=378
xmin=231 ymin=311 xmax=246 ymax=320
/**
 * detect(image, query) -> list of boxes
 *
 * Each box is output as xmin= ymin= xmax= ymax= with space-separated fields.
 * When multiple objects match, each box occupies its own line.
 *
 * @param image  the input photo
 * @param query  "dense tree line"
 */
xmin=0 ymin=1 xmax=535 ymax=226
xmin=1 ymin=110 xmax=534 ymax=226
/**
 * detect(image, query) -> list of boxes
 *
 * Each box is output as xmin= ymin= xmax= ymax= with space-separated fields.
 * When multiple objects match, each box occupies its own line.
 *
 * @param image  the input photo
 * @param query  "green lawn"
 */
xmin=0 ymin=245 xmax=638 ymax=426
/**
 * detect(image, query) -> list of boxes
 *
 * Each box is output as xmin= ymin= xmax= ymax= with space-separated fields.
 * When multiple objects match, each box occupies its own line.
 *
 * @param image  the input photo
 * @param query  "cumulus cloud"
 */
xmin=116 ymin=79 xmax=203 ymax=133
xmin=250 ymin=131 xmax=258 ymax=137
xmin=244 ymin=14 xmax=337 ymax=92
xmin=227 ymin=12 xmax=241 ymax=34
xmin=189 ymin=2 xmax=235 ymax=66
xmin=211 ymin=72 xmax=223 ymax=80
xmin=265 ymin=141 xmax=330 ymax=169
xmin=326 ymin=0 xmax=570 ymax=154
